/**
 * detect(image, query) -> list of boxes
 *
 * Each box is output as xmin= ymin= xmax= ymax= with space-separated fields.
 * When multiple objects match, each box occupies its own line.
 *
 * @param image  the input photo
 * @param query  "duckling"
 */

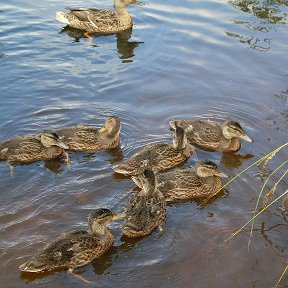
xmin=113 ymin=127 xmax=195 ymax=176
xmin=55 ymin=0 xmax=142 ymax=35
xmin=122 ymin=170 xmax=166 ymax=238
xmin=0 ymin=131 xmax=69 ymax=174
xmin=55 ymin=116 xmax=121 ymax=153
xmin=19 ymin=208 xmax=123 ymax=282
xmin=169 ymin=119 xmax=253 ymax=152
xmin=132 ymin=160 xmax=228 ymax=202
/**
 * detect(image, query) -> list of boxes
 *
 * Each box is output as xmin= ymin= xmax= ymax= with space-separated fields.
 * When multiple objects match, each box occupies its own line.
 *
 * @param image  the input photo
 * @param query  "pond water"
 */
xmin=1 ymin=0 xmax=288 ymax=287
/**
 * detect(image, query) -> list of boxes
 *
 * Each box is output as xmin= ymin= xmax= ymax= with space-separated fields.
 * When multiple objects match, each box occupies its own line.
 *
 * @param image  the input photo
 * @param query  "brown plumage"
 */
xmin=169 ymin=119 xmax=253 ymax=152
xmin=55 ymin=0 xmax=142 ymax=34
xmin=122 ymin=170 xmax=166 ymax=238
xmin=133 ymin=161 xmax=229 ymax=202
xmin=113 ymin=127 xmax=195 ymax=176
xmin=19 ymin=208 xmax=122 ymax=274
xmin=0 ymin=131 xmax=69 ymax=163
xmin=55 ymin=116 xmax=121 ymax=153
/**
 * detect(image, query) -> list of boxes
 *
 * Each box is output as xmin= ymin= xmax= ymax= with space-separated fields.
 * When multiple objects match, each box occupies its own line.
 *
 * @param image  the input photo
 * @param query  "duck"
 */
xmin=55 ymin=116 xmax=121 ymax=153
xmin=132 ymin=160 xmax=228 ymax=202
xmin=169 ymin=119 xmax=253 ymax=152
xmin=55 ymin=0 xmax=142 ymax=35
xmin=0 ymin=131 xmax=70 ymax=174
xmin=122 ymin=169 xmax=166 ymax=238
xmin=19 ymin=208 xmax=123 ymax=279
xmin=113 ymin=127 xmax=195 ymax=176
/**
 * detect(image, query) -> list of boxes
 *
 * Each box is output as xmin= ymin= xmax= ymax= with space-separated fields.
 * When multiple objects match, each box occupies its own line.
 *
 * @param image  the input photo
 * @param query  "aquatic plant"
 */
xmin=216 ymin=142 xmax=288 ymax=287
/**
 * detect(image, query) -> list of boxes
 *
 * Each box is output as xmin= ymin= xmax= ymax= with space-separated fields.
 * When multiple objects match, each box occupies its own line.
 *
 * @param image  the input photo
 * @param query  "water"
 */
xmin=0 ymin=0 xmax=288 ymax=287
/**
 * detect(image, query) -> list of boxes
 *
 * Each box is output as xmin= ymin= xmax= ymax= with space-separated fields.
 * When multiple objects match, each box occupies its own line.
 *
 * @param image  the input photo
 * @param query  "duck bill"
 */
xmin=112 ymin=213 xmax=125 ymax=220
xmin=240 ymin=134 xmax=253 ymax=143
xmin=215 ymin=171 xmax=229 ymax=178
xmin=132 ymin=0 xmax=144 ymax=5
xmin=99 ymin=127 xmax=106 ymax=133
xmin=55 ymin=140 xmax=69 ymax=150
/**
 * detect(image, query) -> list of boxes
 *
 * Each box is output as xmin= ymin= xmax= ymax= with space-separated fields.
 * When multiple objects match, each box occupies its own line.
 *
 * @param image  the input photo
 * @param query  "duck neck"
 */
xmin=90 ymin=223 xmax=108 ymax=236
xmin=115 ymin=7 xmax=131 ymax=26
xmin=140 ymin=182 xmax=157 ymax=197
xmin=222 ymin=137 xmax=241 ymax=152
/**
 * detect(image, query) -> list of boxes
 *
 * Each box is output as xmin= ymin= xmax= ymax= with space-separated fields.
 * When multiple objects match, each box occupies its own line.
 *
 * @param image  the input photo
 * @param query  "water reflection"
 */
xmin=59 ymin=27 xmax=144 ymax=62
xmin=227 ymin=0 xmax=288 ymax=50
xmin=43 ymin=160 xmax=65 ymax=174
xmin=225 ymin=31 xmax=271 ymax=51
xmin=0 ymin=42 xmax=5 ymax=59
xmin=260 ymin=222 xmax=288 ymax=255
xmin=92 ymin=237 xmax=139 ymax=275
xmin=229 ymin=0 xmax=288 ymax=24
xmin=221 ymin=152 xmax=254 ymax=169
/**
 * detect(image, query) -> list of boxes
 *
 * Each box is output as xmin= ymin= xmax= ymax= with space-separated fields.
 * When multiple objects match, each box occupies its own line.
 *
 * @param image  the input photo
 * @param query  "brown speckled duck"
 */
xmin=19 ymin=209 xmax=123 ymax=279
xmin=55 ymin=116 xmax=121 ymax=153
xmin=55 ymin=0 xmax=142 ymax=34
xmin=169 ymin=119 xmax=253 ymax=152
xmin=132 ymin=160 xmax=228 ymax=202
xmin=0 ymin=131 xmax=69 ymax=174
xmin=113 ymin=127 xmax=195 ymax=176
xmin=122 ymin=170 xmax=166 ymax=238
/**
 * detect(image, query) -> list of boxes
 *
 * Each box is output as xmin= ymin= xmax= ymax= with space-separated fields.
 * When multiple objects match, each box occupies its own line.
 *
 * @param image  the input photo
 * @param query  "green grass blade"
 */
xmin=274 ymin=263 xmax=288 ymax=288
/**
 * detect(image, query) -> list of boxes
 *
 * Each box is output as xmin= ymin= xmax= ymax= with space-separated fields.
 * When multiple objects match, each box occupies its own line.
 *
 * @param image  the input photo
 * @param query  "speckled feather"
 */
xmin=113 ymin=142 xmax=194 ymax=176
xmin=55 ymin=116 xmax=121 ymax=152
xmin=156 ymin=168 xmax=223 ymax=202
xmin=122 ymin=191 xmax=166 ymax=237
xmin=56 ymin=126 xmax=120 ymax=152
xmin=57 ymin=8 xmax=133 ymax=34
xmin=21 ymin=229 xmax=114 ymax=272
xmin=0 ymin=136 xmax=63 ymax=162
xmin=171 ymin=120 xmax=241 ymax=152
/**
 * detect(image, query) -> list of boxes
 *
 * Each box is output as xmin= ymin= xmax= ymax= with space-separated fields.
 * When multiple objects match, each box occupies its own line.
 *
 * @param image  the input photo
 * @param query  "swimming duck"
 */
xmin=55 ymin=116 xmax=121 ymax=153
xmin=132 ymin=160 xmax=228 ymax=202
xmin=0 ymin=131 xmax=69 ymax=174
xmin=19 ymin=208 xmax=123 ymax=279
xmin=55 ymin=0 xmax=142 ymax=35
xmin=122 ymin=170 xmax=166 ymax=238
xmin=113 ymin=127 xmax=195 ymax=176
xmin=169 ymin=119 xmax=253 ymax=152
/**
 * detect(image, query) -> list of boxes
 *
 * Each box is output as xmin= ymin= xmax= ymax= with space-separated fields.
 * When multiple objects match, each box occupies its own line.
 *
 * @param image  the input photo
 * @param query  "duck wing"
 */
xmin=67 ymin=8 xmax=117 ymax=28
xmin=157 ymin=168 xmax=205 ymax=201
xmin=0 ymin=136 xmax=43 ymax=161
xmin=114 ymin=142 xmax=188 ymax=176
xmin=123 ymin=194 xmax=166 ymax=237
xmin=19 ymin=230 xmax=89 ymax=272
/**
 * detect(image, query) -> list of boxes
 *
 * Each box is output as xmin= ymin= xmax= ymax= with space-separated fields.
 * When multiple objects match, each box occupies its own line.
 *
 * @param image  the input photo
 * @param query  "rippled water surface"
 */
xmin=1 ymin=0 xmax=288 ymax=287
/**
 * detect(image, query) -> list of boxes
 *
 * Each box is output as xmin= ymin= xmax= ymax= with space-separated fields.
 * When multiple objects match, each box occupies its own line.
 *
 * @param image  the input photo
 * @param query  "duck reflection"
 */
xmin=92 ymin=236 xmax=139 ymax=275
xmin=43 ymin=159 xmax=65 ymax=174
xmin=59 ymin=26 xmax=143 ymax=62
xmin=226 ymin=0 xmax=287 ymax=51
xmin=221 ymin=152 xmax=254 ymax=169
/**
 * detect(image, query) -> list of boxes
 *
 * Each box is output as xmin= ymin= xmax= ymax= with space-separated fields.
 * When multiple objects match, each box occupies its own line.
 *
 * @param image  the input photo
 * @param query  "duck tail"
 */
xmin=55 ymin=11 xmax=70 ymax=25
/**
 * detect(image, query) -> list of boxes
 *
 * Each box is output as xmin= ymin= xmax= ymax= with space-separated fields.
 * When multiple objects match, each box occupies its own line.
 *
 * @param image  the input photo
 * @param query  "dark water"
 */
xmin=1 ymin=0 xmax=288 ymax=287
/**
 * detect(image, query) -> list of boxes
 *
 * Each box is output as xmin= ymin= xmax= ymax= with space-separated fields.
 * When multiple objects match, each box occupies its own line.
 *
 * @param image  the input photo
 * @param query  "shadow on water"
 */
xmin=59 ymin=26 xmax=144 ymax=63
xmin=226 ymin=0 xmax=288 ymax=51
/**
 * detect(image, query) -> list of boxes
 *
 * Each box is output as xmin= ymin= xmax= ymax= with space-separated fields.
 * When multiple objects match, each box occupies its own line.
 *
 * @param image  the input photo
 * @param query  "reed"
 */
xmin=220 ymin=142 xmax=288 ymax=287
